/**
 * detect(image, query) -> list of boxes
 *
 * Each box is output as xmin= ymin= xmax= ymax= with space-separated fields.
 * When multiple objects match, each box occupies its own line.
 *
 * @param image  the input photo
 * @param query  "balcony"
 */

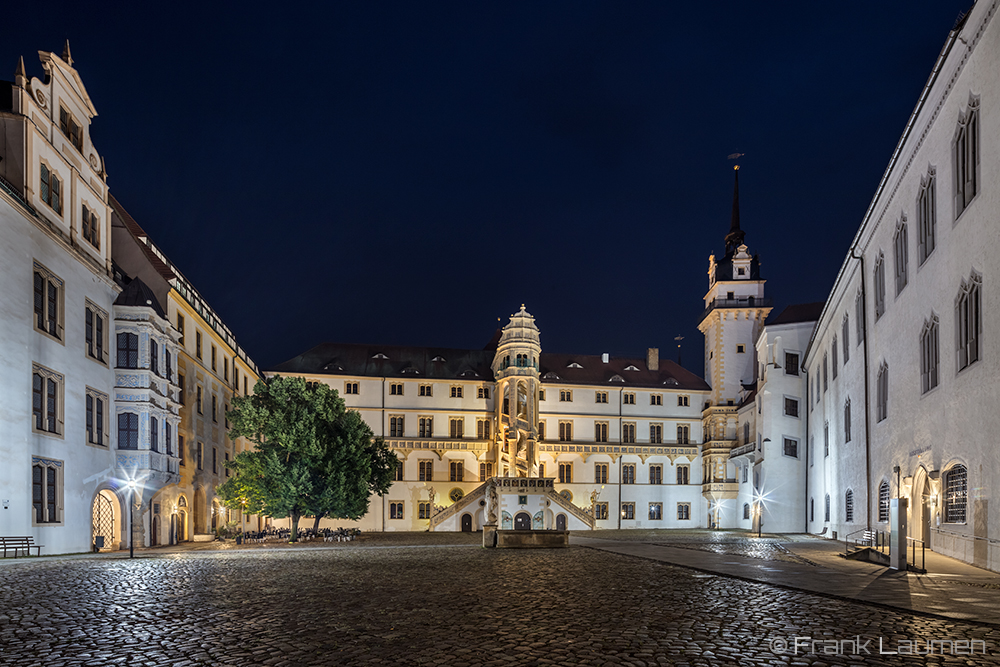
xmin=701 ymin=296 xmax=773 ymax=321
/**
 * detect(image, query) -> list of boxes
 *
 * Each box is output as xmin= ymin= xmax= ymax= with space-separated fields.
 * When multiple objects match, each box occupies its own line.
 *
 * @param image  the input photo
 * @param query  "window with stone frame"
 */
xmin=595 ymin=391 xmax=608 ymax=404
xmin=86 ymin=388 xmax=108 ymax=446
xmin=33 ymin=263 xmax=64 ymax=340
xmin=390 ymin=415 xmax=405 ymax=437
xmin=150 ymin=416 xmax=159 ymax=453
xmin=558 ymin=462 xmax=573 ymax=483
xmin=677 ymin=503 xmax=691 ymax=520
xmin=649 ymin=503 xmax=662 ymax=521
xmin=595 ymin=463 xmax=609 ymax=484
xmin=623 ymin=392 xmax=636 ymax=405
xmin=622 ymin=423 xmax=636 ymax=444
xmin=449 ymin=417 xmax=464 ymax=438
xmin=394 ymin=458 xmax=404 ymax=481
xmin=943 ymin=464 xmax=968 ymax=523
xmin=676 ymin=465 xmax=690 ymax=485
xmin=118 ymin=412 xmax=138 ymax=450
xmin=650 ymin=394 xmax=663 ymax=406
xmin=844 ymin=399 xmax=852 ymax=443
xmin=59 ymin=106 xmax=83 ymax=151
xmin=594 ymin=421 xmax=608 ymax=443
xmin=537 ymin=421 xmax=545 ymax=441
xmin=450 ymin=386 xmax=463 ymax=398
xmin=677 ymin=395 xmax=689 ymax=407
xmin=784 ymin=397 xmax=799 ymax=418
xmin=831 ymin=338 xmax=838 ymax=379
xmin=893 ymin=219 xmax=908 ymax=296
xmin=917 ymin=169 xmax=936 ymax=264
xmin=842 ymin=316 xmax=850 ymax=363
xmin=151 ymin=339 xmax=159 ymax=376
xmin=82 ymin=204 xmax=100 ymax=249
xmin=595 ymin=502 xmax=609 ymax=520
xmin=743 ymin=503 xmax=751 ymax=520
xmin=450 ymin=461 xmax=464 ymax=482
xmin=32 ymin=458 xmax=62 ymax=524
xmin=117 ymin=332 xmax=138 ymax=369
xmin=389 ymin=502 xmax=404 ymax=519
xmin=418 ymin=502 xmax=432 ymax=519
xmin=874 ymin=253 xmax=886 ymax=320
xmin=558 ymin=421 xmax=572 ymax=442
xmin=920 ymin=316 xmax=940 ymax=393
xmin=39 ymin=163 xmax=63 ymax=214
xmin=676 ymin=424 xmax=690 ymax=445
xmin=197 ymin=442 xmax=204 ymax=470
xmin=478 ymin=386 xmax=490 ymax=399
xmin=621 ymin=502 xmax=635 ymax=520
xmin=622 ymin=463 xmax=636 ymax=484
xmin=32 ymin=363 xmax=63 ymax=436
xmin=649 ymin=464 xmax=663 ymax=485
xmin=559 ymin=389 xmax=572 ymax=402
xmin=649 ymin=423 xmax=663 ymax=444
xmin=783 ymin=437 xmax=798 ymax=459
xmin=417 ymin=384 xmax=431 ymax=397
xmin=418 ymin=460 xmax=433 ymax=481
xmin=211 ymin=345 xmax=217 ymax=372
xmin=876 ymin=363 xmax=889 ymax=422
xmin=784 ymin=352 xmax=799 ymax=376
xmin=476 ymin=418 xmax=490 ymax=440
xmin=954 ymin=96 xmax=979 ymax=217
xmin=345 ymin=382 xmax=359 ymax=395
xmin=195 ymin=330 xmax=202 ymax=359
xmin=956 ymin=273 xmax=981 ymax=371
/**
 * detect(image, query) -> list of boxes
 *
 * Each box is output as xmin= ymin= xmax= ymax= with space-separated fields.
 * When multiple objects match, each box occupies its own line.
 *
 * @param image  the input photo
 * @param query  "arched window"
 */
xmin=845 ymin=489 xmax=854 ymax=523
xmin=956 ymin=273 xmax=981 ymax=370
xmin=878 ymin=480 xmax=890 ymax=522
xmin=743 ymin=503 xmax=750 ymax=520
xmin=944 ymin=464 xmax=968 ymax=524
xmin=920 ymin=316 xmax=940 ymax=393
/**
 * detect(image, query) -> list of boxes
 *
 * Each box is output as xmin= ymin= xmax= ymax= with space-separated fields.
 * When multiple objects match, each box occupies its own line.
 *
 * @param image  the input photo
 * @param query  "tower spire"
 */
xmin=724 ymin=165 xmax=745 ymax=255
xmin=62 ymin=40 xmax=73 ymax=67
xmin=15 ymin=55 xmax=26 ymax=86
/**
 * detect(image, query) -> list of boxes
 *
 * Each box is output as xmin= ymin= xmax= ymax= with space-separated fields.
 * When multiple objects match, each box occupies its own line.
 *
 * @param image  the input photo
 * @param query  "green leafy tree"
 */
xmin=218 ymin=376 xmax=397 ymax=541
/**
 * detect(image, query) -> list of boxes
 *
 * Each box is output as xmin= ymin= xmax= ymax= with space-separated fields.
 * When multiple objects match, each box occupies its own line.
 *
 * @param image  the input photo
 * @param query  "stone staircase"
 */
xmin=429 ymin=483 xmax=487 ymax=530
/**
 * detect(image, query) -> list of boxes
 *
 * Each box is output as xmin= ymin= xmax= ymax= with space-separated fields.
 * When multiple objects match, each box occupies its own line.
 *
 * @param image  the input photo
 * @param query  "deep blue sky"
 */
xmin=6 ymin=1 xmax=972 ymax=376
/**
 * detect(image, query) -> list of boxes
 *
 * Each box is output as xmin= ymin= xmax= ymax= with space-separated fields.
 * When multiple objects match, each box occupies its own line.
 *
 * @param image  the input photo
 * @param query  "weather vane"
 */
xmin=728 ymin=153 xmax=744 ymax=170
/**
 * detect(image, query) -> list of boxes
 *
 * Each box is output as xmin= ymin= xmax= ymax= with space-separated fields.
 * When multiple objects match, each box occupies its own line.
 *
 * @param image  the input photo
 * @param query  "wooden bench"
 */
xmin=0 ymin=536 xmax=43 ymax=558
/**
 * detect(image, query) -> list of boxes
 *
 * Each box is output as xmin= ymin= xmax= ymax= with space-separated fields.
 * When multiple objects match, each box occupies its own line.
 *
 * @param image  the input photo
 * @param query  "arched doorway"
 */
xmin=178 ymin=510 xmax=188 ymax=542
xmin=151 ymin=516 xmax=160 ymax=546
xmin=91 ymin=489 xmax=119 ymax=551
xmin=514 ymin=512 xmax=531 ymax=530
xmin=556 ymin=514 xmax=567 ymax=531
xmin=193 ymin=488 xmax=206 ymax=534
xmin=461 ymin=513 xmax=473 ymax=532
xmin=911 ymin=467 xmax=932 ymax=548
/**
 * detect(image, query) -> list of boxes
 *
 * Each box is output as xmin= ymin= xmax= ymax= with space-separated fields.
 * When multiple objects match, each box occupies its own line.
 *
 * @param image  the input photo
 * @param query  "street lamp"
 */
xmin=126 ymin=480 xmax=137 ymax=558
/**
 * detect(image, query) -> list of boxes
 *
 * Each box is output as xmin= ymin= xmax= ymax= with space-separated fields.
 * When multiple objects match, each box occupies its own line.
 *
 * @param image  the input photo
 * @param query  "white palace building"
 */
xmin=1 ymin=1 xmax=998 ymax=571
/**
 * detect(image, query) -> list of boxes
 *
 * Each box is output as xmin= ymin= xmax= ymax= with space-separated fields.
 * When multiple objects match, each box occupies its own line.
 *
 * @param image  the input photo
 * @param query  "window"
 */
xmin=538 ymin=390 xmax=545 ymax=401
xmin=476 ymin=418 xmax=490 ymax=440
xmin=33 ymin=264 xmax=63 ymax=340
xmin=393 ymin=459 xmax=404 ymax=481
xmin=390 ymin=415 xmax=405 ymax=437
xmin=809 ymin=436 xmax=814 ymax=466
xmin=677 ymin=395 xmax=689 ymax=407
xmin=166 ymin=422 xmax=173 ymax=456
xmin=831 ymin=339 xmax=838 ymax=379
xmin=197 ymin=442 xmax=204 ymax=470
xmin=118 ymin=412 xmax=138 ymax=450
xmin=649 ymin=464 xmax=662 ymax=485
xmin=389 ymin=502 xmax=404 ymax=520
xmin=225 ymin=452 xmax=230 ymax=477
xmin=224 ymin=404 xmax=229 ymax=429
xmin=85 ymin=388 xmax=107 ymax=446
xmin=874 ymin=253 xmax=886 ymax=320
xmin=878 ymin=481 xmax=890 ymax=523
xmin=824 ymin=422 xmax=830 ymax=457
xmin=649 ymin=503 xmax=662 ymax=521
xmin=917 ymin=171 xmax=936 ymax=263
xmin=81 ymin=204 xmax=100 ymax=249
xmin=623 ymin=392 xmax=635 ymax=405
xmin=622 ymin=423 xmax=635 ymax=444
xmin=956 ymin=273 xmax=981 ymax=371
xmin=676 ymin=424 xmax=690 ymax=445
xmin=416 ymin=384 xmax=431 ymax=397
xmin=32 ymin=459 xmax=61 ymax=524
xmin=622 ymin=464 xmax=635 ymax=484
xmin=32 ymin=364 xmax=63 ymax=435
xmin=676 ymin=465 xmax=689 ymax=485
xmin=244 ymin=377 xmax=248 ymax=395
xmin=477 ymin=386 xmax=489 ymax=399
xmin=954 ymin=97 xmax=979 ymax=217
xmin=418 ymin=460 xmax=433 ymax=481
xmin=783 ymin=438 xmax=798 ymax=459
xmin=166 ymin=348 xmax=172 ymax=382
xmin=736 ymin=344 xmax=746 ymax=354
xmin=450 ymin=386 xmax=463 ymax=398
xmin=876 ymin=363 xmax=888 ymax=422
xmin=195 ymin=331 xmax=202 ymax=359
xmin=450 ymin=461 xmax=464 ymax=482
xmin=844 ymin=399 xmax=852 ymax=443
xmin=784 ymin=397 xmax=799 ymax=418
xmin=345 ymin=382 xmax=359 ymax=395
xmin=594 ymin=422 xmax=608 ymax=443
xmin=650 ymin=394 xmax=662 ymax=406
xmin=649 ymin=423 xmax=662 ymax=444
xmin=449 ymin=418 xmax=464 ymax=438
xmin=59 ymin=106 xmax=83 ymax=150
xmin=677 ymin=503 xmax=690 ymax=520
xmin=893 ymin=220 xmax=909 ymax=296
xmin=917 ymin=315 xmax=940 ymax=394
xmin=595 ymin=502 xmax=609 ymax=520
xmin=742 ymin=422 xmax=750 ymax=446
xmin=595 ymin=463 xmax=608 ymax=483
xmin=595 ymin=391 xmax=608 ymax=404
xmin=223 ymin=358 xmax=229 ymax=382
xmin=842 ymin=317 xmax=850 ymax=363
xmin=558 ymin=421 xmax=572 ymax=442
xmin=150 ymin=416 xmax=159 ymax=452
xmin=210 ymin=346 xmax=217 ymax=372
xmin=845 ymin=489 xmax=854 ymax=523
xmin=116 ymin=332 xmax=138 ymax=369
xmin=39 ymin=163 xmax=62 ymax=214
xmin=211 ymin=395 xmax=217 ymax=422
xmin=558 ymin=462 xmax=572 ymax=483
xmin=212 ymin=448 xmax=218 ymax=474
xmin=537 ymin=421 xmax=545 ymax=440
xmin=810 ymin=498 xmax=814 ymax=522
xmin=742 ymin=465 xmax=748 ymax=483
xmin=150 ymin=339 xmax=159 ymax=376
xmin=177 ymin=314 xmax=185 ymax=345
xmin=621 ymin=503 xmax=635 ymax=520
xmin=389 ymin=383 xmax=403 ymax=396
xmin=179 ymin=435 xmax=186 ymax=466
xmin=944 ymin=464 xmax=968 ymax=523
xmin=855 ymin=290 xmax=864 ymax=345
xmin=825 ymin=494 xmax=831 ymax=522
xmin=784 ymin=352 xmax=799 ymax=376
xmin=822 ymin=354 xmax=828 ymax=392
xmin=480 ymin=462 xmax=493 ymax=480
xmin=418 ymin=502 xmax=432 ymax=519
xmin=559 ymin=389 xmax=572 ymax=402
xmin=195 ymin=385 xmax=203 ymax=415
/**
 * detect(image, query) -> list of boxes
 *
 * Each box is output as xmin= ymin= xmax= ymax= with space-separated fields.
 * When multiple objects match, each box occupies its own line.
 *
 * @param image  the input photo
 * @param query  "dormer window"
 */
xmin=459 ymin=369 xmax=478 ymax=378
xmin=737 ymin=268 xmax=745 ymax=276
xmin=609 ymin=375 xmax=625 ymax=383
xmin=402 ymin=367 xmax=420 ymax=375
xmin=664 ymin=378 xmax=679 ymax=386
xmin=59 ymin=107 xmax=83 ymax=152
xmin=543 ymin=371 xmax=560 ymax=380
xmin=431 ymin=356 xmax=446 ymax=362
xmin=372 ymin=353 xmax=389 ymax=360
xmin=624 ymin=365 xmax=639 ymax=372
xmin=567 ymin=362 xmax=583 ymax=369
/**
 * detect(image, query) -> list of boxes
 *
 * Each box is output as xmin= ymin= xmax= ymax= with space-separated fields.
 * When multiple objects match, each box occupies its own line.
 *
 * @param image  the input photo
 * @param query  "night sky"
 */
xmin=6 ymin=1 xmax=972 ymax=376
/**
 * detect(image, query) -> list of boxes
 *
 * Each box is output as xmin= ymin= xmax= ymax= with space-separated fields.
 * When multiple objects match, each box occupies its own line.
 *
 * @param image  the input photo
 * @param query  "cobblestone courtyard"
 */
xmin=1 ymin=542 xmax=997 ymax=666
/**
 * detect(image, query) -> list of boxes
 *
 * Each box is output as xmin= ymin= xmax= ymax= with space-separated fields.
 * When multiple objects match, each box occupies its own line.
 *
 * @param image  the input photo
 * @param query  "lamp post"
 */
xmin=126 ymin=480 xmax=137 ymax=559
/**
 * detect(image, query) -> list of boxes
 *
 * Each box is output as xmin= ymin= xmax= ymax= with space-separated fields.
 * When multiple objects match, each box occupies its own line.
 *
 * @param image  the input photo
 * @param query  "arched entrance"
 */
xmin=911 ymin=467 xmax=932 ymax=548
xmin=514 ymin=512 xmax=531 ymax=530
xmin=556 ymin=514 xmax=567 ymax=531
xmin=91 ymin=489 xmax=120 ymax=551
xmin=461 ymin=513 xmax=473 ymax=532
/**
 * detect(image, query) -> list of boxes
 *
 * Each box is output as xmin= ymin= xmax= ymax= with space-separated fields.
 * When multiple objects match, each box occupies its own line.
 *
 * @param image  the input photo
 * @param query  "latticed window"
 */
xmin=40 ymin=163 xmax=62 ymax=213
xmin=595 ymin=502 xmax=609 ymax=520
xmin=32 ymin=368 xmax=61 ymax=434
xmin=845 ymin=489 xmax=854 ymax=523
xmin=33 ymin=267 xmax=62 ymax=339
xmin=874 ymin=254 xmax=886 ymax=320
xmin=449 ymin=418 xmax=463 ymax=438
xmin=648 ymin=503 xmax=662 ymax=521
xmin=649 ymin=465 xmax=662 ymax=485
xmin=784 ymin=352 xmax=799 ymax=376
xmin=893 ymin=220 xmax=908 ymax=295
xmin=595 ymin=391 xmax=608 ymax=403
xmin=622 ymin=423 xmax=635 ymax=444
xmin=595 ymin=463 xmax=608 ymax=484
xmin=32 ymin=462 xmax=60 ymax=524
xmin=594 ymin=422 xmax=608 ymax=443
xmin=150 ymin=416 xmax=158 ymax=452
xmin=418 ymin=502 xmax=432 ymax=519
xmin=82 ymin=205 xmax=100 ymax=249
xmin=917 ymin=170 xmax=936 ymax=263
xmin=117 ymin=333 xmax=138 ymax=368
xmin=784 ymin=397 xmax=799 ymax=418
xmin=677 ymin=503 xmax=690 ymax=520
xmin=450 ymin=461 xmax=464 ymax=482
xmin=558 ymin=421 xmax=572 ymax=442
xmin=479 ymin=462 xmax=493 ymax=480
xmin=743 ymin=503 xmax=751 ymax=520
xmin=783 ymin=438 xmax=798 ymax=458
xmin=118 ymin=412 xmax=138 ymax=450
xmin=390 ymin=415 xmax=404 ymax=437
xmin=876 ymin=363 xmax=889 ymax=422
xmin=86 ymin=392 xmax=105 ymax=445
xmin=842 ymin=317 xmax=850 ymax=363
xmin=622 ymin=464 xmax=635 ymax=484
xmin=621 ymin=503 xmax=635 ymax=520
xmin=676 ymin=424 xmax=690 ymax=445
xmin=944 ymin=465 xmax=968 ymax=523
xmin=419 ymin=417 xmax=433 ymax=438
xmin=920 ymin=316 xmax=940 ymax=393
xmin=558 ymin=463 xmax=572 ymax=483
xmin=650 ymin=423 xmax=662 ymax=444
xmin=418 ymin=460 xmax=433 ymax=481
xmin=954 ymin=97 xmax=979 ymax=217
xmin=676 ymin=465 xmax=689 ymax=485
xmin=476 ymin=418 xmax=489 ymax=440
xmin=956 ymin=274 xmax=981 ymax=371
xmin=878 ymin=481 xmax=890 ymax=523
xmin=389 ymin=502 xmax=403 ymax=519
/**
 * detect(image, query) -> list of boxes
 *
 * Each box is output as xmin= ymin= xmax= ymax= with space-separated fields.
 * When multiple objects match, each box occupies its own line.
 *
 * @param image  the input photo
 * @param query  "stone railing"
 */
xmin=729 ymin=443 xmax=756 ymax=458
xmin=429 ymin=483 xmax=487 ymax=528
xmin=546 ymin=489 xmax=595 ymax=529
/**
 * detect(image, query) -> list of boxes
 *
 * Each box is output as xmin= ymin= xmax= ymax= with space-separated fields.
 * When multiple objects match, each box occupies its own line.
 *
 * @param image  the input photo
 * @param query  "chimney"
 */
xmin=601 ymin=353 xmax=609 ymax=364
xmin=647 ymin=347 xmax=659 ymax=371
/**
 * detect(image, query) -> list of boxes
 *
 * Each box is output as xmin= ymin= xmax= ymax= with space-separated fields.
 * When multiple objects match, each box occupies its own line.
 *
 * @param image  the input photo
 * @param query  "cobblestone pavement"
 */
xmin=2 ymin=545 xmax=998 ymax=666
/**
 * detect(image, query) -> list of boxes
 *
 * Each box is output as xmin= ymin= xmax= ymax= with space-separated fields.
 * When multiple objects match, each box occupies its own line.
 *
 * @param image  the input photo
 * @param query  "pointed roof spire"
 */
xmin=62 ymin=40 xmax=73 ymax=67
xmin=15 ymin=55 xmax=26 ymax=86
xmin=724 ymin=165 xmax=745 ymax=255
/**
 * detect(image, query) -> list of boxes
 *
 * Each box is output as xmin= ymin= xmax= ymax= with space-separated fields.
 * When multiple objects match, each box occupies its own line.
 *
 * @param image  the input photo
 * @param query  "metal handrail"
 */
xmin=844 ymin=528 xmax=888 ymax=555
xmin=932 ymin=527 xmax=1000 ymax=545
xmin=906 ymin=536 xmax=926 ymax=572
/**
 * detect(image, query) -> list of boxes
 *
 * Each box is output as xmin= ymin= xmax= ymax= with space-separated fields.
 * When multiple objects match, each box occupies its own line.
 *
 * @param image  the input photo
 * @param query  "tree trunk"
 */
xmin=312 ymin=514 xmax=324 ymax=533
xmin=290 ymin=511 xmax=300 ymax=542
